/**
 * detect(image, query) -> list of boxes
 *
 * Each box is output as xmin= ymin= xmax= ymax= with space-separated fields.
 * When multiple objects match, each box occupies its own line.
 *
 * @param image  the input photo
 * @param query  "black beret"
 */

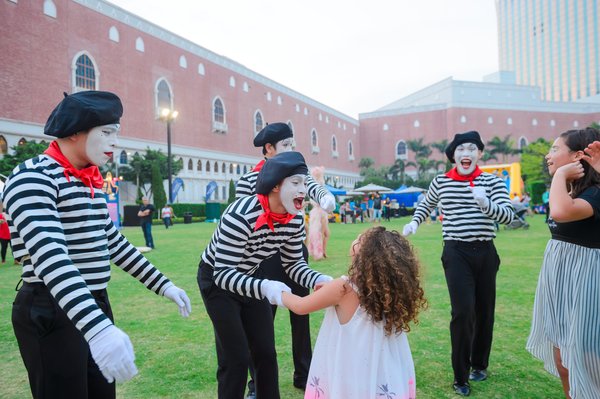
xmin=44 ymin=91 xmax=123 ymax=138
xmin=256 ymin=151 xmax=308 ymax=194
xmin=445 ymin=131 xmax=485 ymax=163
xmin=253 ymin=122 xmax=293 ymax=147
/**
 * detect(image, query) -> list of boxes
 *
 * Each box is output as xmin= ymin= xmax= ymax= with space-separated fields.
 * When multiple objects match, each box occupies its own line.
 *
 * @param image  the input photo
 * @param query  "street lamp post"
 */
xmin=160 ymin=108 xmax=179 ymax=204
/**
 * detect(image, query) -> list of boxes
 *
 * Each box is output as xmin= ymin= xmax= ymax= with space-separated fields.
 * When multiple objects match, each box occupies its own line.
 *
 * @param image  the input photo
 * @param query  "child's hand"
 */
xmin=582 ymin=141 xmax=600 ymax=173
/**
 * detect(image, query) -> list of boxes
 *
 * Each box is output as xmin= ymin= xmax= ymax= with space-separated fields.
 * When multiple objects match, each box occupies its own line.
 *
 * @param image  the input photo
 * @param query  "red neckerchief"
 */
xmin=254 ymin=194 xmax=295 ymax=232
xmin=252 ymin=159 xmax=266 ymax=172
xmin=445 ymin=166 xmax=483 ymax=187
xmin=44 ymin=141 xmax=104 ymax=198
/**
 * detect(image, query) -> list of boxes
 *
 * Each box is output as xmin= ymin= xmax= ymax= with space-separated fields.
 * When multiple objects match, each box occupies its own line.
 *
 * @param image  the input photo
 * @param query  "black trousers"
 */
xmin=441 ymin=240 xmax=500 ymax=385
xmin=12 ymin=282 xmax=115 ymax=399
xmin=1 ymin=238 xmax=10 ymax=261
xmin=198 ymin=262 xmax=280 ymax=399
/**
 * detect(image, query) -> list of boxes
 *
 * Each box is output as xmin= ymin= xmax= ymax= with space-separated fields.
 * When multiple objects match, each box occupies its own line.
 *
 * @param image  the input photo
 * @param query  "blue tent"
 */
xmin=324 ymin=184 xmax=346 ymax=196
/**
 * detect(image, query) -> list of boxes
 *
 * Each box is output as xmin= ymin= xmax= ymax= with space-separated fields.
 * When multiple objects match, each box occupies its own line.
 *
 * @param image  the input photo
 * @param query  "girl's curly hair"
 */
xmin=348 ymin=226 xmax=427 ymax=336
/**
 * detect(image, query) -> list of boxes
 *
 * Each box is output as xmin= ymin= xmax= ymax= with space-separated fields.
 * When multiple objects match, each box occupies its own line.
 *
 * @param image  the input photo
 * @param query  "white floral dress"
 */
xmin=304 ymin=276 xmax=416 ymax=399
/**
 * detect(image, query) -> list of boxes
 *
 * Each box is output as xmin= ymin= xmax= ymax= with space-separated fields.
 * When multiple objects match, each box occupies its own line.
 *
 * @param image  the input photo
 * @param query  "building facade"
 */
xmin=2 ymin=0 xmax=600 ymax=203
xmin=496 ymin=0 xmax=600 ymax=102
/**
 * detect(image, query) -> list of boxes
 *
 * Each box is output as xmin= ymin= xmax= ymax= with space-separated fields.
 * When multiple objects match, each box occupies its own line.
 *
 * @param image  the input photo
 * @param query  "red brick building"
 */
xmin=2 ymin=0 xmax=600 ymax=202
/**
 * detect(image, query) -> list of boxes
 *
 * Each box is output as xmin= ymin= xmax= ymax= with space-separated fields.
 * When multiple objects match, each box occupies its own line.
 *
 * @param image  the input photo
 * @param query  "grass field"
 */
xmin=0 ymin=215 xmax=564 ymax=398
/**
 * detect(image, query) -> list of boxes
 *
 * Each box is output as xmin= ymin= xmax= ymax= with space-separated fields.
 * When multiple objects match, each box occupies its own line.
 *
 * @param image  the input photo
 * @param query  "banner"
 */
xmin=171 ymin=177 xmax=184 ymax=202
xmin=206 ymin=181 xmax=218 ymax=200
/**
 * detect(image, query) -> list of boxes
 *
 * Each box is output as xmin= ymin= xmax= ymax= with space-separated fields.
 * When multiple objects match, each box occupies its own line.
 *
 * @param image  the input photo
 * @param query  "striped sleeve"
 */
xmin=280 ymin=227 xmax=322 ymax=288
xmin=104 ymin=216 xmax=173 ymax=295
xmin=483 ymin=175 xmax=515 ymax=224
xmin=3 ymin=168 xmax=112 ymax=341
xmin=306 ymin=175 xmax=332 ymax=204
xmin=235 ymin=172 xmax=256 ymax=198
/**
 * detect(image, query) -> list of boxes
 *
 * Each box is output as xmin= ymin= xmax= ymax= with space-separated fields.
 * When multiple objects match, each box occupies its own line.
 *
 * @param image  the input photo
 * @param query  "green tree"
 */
xmin=228 ymin=179 xmax=236 ymax=204
xmin=0 ymin=140 xmax=49 ymax=178
xmin=487 ymin=135 xmax=518 ymax=163
xmin=520 ymin=138 xmax=551 ymax=186
xmin=119 ymin=148 xmax=182 ymax=197
xmin=407 ymin=138 xmax=432 ymax=158
xmin=430 ymin=139 xmax=452 ymax=171
xmin=151 ymin=163 xmax=167 ymax=218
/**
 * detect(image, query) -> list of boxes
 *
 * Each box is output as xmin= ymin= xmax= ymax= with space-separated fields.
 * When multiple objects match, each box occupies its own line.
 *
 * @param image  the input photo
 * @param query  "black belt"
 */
xmin=444 ymin=239 xmax=494 ymax=247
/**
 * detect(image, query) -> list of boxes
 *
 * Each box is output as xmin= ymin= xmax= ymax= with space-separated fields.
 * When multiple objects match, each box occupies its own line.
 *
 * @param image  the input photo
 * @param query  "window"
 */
xmin=518 ymin=136 xmax=529 ymax=149
xmin=532 ymin=118 xmax=538 ymax=126
xmin=311 ymin=130 xmax=319 ymax=154
xmin=43 ymin=0 xmax=56 ymax=18
xmin=0 ymin=136 xmax=7 ymax=155
xmin=179 ymin=55 xmax=187 ymax=69
xmin=229 ymin=163 xmax=233 ymax=174
xmin=460 ymin=115 xmax=467 ymax=123
xmin=221 ymin=162 xmax=226 ymax=173
xmin=236 ymin=164 xmax=241 ymax=174
xmin=348 ymin=140 xmax=354 ymax=160
xmin=212 ymin=97 xmax=227 ymax=133
xmin=206 ymin=161 xmax=210 ymax=172
xmin=119 ymin=150 xmax=127 ymax=164
xmin=188 ymin=159 xmax=193 ymax=170
xmin=254 ymin=111 xmax=264 ymax=135
xmin=135 ymin=37 xmax=144 ymax=52
xmin=214 ymin=161 xmax=218 ymax=173
xmin=507 ymin=117 xmax=513 ymax=125
xmin=396 ymin=140 xmax=407 ymax=160
xmin=229 ymin=76 xmax=236 ymax=87
xmin=243 ymin=82 xmax=249 ymax=92
xmin=109 ymin=26 xmax=120 ymax=42
xmin=197 ymin=160 xmax=203 ymax=172
xmin=198 ymin=63 xmax=205 ymax=75
xmin=266 ymin=92 xmax=272 ymax=101
xmin=18 ymin=138 xmax=27 ymax=146
xmin=383 ymin=123 xmax=389 ymax=131
xmin=222 ymin=186 xmax=226 ymax=200
xmin=331 ymin=135 xmax=338 ymax=158
xmin=243 ymin=165 xmax=248 ymax=174
xmin=488 ymin=117 xmax=494 ymax=124
xmin=277 ymin=96 xmax=282 ymax=105
xmin=287 ymin=121 xmax=294 ymax=133
xmin=295 ymin=104 xmax=300 ymax=112
xmin=550 ymin=120 xmax=556 ymax=127
xmin=304 ymin=107 xmax=308 ymax=115
xmin=74 ymin=53 xmax=97 ymax=91
xmin=155 ymin=79 xmax=173 ymax=116
xmin=573 ymin=121 xmax=579 ymax=127
xmin=414 ymin=120 xmax=420 ymax=128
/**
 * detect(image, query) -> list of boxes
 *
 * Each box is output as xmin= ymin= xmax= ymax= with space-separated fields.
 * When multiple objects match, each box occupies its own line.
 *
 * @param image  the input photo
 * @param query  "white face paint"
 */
xmin=85 ymin=124 xmax=119 ymax=166
xmin=275 ymin=137 xmax=296 ymax=153
xmin=279 ymin=174 xmax=307 ymax=214
xmin=454 ymin=142 xmax=481 ymax=175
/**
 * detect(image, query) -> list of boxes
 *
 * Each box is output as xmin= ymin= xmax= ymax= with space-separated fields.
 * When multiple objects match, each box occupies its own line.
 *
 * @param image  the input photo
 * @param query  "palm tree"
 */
xmin=389 ymin=158 xmax=406 ymax=182
xmin=487 ymin=135 xmax=518 ymax=163
xmin=431 ymin=139 xmax=451 ymax=171
xmin=407 ymin=138 xmax=432 ymax=158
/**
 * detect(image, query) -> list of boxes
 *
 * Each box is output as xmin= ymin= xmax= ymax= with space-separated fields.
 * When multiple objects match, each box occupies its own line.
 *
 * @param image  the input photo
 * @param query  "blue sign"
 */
xmin=171 ymin=177 xmax=184 ymax=202
xmin=206 ymin=181 xmax=218 ymax=200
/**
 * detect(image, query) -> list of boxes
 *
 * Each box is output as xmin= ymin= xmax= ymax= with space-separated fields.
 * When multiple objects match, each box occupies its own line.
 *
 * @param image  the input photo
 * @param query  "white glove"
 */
xmin=470 ymin=186 xmax=489 ymax=209
xmin=402 ymin=221 xmax=418 ymax=236
xmin=319 ymin=194 xmax=336 ymax=213
xmin=260 ymin=279 xmax=291 ymax=307
xmin=89 ymin=325 xmax=137 ymax=384
xmin=315 ymin=275 xmax=333 ymax=285
xmin=164 ymin=285 xmax=192 ymax=317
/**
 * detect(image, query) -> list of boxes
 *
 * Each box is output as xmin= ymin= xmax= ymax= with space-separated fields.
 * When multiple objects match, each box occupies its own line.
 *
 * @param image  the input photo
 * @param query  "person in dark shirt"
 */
xmin=137 ymin=197 xmax=155 ymax=249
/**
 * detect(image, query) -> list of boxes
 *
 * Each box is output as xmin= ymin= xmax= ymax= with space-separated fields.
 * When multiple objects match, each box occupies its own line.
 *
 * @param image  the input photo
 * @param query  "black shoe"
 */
xmin=453 ymin=382 xmax=471 ymax=396
xmin=245 ymin=390 xmax=256 ymax=399
xmin=293 ymin=379 xmax=307 ymax=391
xmin=469 ymin=369 xmax=488 ymax=382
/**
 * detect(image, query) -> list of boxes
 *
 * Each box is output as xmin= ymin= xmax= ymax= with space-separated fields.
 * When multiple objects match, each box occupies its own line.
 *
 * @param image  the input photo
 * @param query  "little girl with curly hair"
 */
xmin=283 ymin=226 xmax=427 ymax=399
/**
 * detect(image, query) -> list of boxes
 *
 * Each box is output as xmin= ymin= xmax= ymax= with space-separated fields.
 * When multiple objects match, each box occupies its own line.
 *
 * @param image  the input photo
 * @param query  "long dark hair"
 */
xmin=560 ymin=127 xmax=600 ymax=197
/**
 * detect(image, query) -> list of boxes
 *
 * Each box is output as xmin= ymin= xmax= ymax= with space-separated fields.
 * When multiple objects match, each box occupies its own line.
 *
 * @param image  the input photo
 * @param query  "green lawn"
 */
xmin=0 ymin=215 xmax=564 ymax=398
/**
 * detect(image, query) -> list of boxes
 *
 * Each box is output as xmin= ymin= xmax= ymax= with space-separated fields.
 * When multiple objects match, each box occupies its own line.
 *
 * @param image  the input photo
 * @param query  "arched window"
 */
xmin=348 ymin=140 xmax=354 ymax=159
xmin=243 ymin=82 xmax=249 ymax=92
xmin=155 ymin=78 xmax=173 ymax=116
xmin=109 ymin=26 xmax=120 ymax=42
xmin=206 ymin=161 xmax=210 ymax=172
xmin=198 ymin=63 xmax=205 ymax=75
xmin=229 ymin=76 xmax=236 ymax=87
xmin=254 ymin=111 xmax=264 ymax=135
xmin=73 ymin=52 xmax=97 ymax=91
xmin=43 ymin=0 xmax=57 ymax=18
xmin=331 ymin=136 xmax=337 ymax=152
xmin=188 ymin=159 xmax=193 ymax=171
xmin=213 ymin=98 xmax=225 ymax=123
xmin=518 ymin=136 xmax=529 ymax=150
xmin=221 ymin=162 xmax=226 ymax=173
xmin=18 ymin=138 xmax=27 ymax=146
xmin=119 ymin=150 xmax=127 ymax=164
xmin=229 ymin=163 xmax=233 ymax=174
xmin=214 ymin=161 xmax=218 ymax=173
xmin=179 ymin=55 xmax=187 ymax=69
xmin=0 ymin=135 xmax=7 ymax=155
xmin=311 ymin=130 xmax=319 ymax=154
xmin=197 ymin=160 xmax=203 ymax=172
xmin=396 ymin=140 xmax=407 ymax=160
xmin=135 ymin=37 xmax=145 ymax=52
xmin=236 ymin=164 xmax=241 ymax=174
xmin=243 ymin=165 xmax=248 ymax=174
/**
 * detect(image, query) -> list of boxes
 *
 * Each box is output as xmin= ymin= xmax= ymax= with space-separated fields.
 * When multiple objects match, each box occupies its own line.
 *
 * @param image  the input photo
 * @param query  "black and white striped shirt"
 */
xmin=236 ymin=167 xmax=331 ymax=202
xmin=201 ymin=195 xmax=323 ymax=299
xmin=412 ymin=172 xmax=514 ymax=241
xmin=2 ymin=155 xmax=173 ymax=341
